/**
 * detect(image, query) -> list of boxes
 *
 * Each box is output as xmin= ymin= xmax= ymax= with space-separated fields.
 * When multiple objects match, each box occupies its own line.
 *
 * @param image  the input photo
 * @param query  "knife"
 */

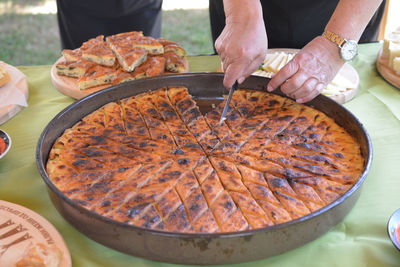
xmin=219 ymin=80 xmax=238 ymax=124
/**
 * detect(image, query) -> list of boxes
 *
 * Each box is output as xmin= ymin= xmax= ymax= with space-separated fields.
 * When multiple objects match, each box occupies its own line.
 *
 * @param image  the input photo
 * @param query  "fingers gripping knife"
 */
xmin=219 ymin=80 xmax=238 ymax=124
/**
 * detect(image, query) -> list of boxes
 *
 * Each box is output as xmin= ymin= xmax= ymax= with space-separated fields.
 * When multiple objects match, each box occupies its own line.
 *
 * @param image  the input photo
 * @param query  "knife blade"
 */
xmin=219 ymin=80 xmax=238 ymax=124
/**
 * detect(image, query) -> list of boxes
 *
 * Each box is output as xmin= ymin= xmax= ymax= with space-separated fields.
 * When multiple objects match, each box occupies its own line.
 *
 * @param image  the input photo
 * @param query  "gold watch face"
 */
xmin=341 ymin=40 xmax=358 ymax=61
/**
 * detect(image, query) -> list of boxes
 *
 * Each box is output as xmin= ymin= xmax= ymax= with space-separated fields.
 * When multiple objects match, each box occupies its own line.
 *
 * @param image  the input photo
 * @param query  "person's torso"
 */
xmin=261 ymin=0 xmax=385 ymax=48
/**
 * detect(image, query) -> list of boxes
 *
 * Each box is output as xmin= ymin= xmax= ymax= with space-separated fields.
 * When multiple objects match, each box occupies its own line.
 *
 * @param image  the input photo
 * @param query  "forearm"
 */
xmin=222 ymin=0 xmax=263 ymax=24
xmin=325 ymin=0 xmax=384 ymax=41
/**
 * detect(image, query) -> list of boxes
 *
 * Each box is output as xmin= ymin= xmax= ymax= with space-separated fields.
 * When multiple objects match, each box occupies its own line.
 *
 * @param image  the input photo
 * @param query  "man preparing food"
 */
xmin=210 ymin=0 xmax=385 ymax=103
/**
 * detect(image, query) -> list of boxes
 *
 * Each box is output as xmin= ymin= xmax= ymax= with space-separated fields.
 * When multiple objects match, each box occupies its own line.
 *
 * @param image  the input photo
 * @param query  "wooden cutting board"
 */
xmin=376 ymin=48 xmax=400 ymax=89
xmin=51 ymin=56 xmax=189 ymax=100
xmin=0 ymin=64 xmax=29 ymax=125
xmin=0 ymin=200 xmax=71 ymax=267
xmin=218 ymin=48 xmax=360 ymax=104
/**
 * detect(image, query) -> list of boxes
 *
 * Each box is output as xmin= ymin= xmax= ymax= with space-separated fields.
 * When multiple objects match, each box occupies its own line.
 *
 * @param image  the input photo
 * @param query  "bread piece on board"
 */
xmin=62 ymin=48 xmax=83 ymax=62
xmin=0 ymin=62 xmax=10 ymax=87
xmin=78 ymin=64 xmax=117 ymax=89
xmin=131 ymin=36 xmax=164 ymax=55
xmin=107 ymin=38 xmax=147 ymax=72
xmin=82 ymin=42 xmax=116 ymax=66
xmin=56 ymin=60 xmax=96 ymax=78
xmin=164 ymin=51 xmax=186 ymax=73
xmin=112 ymin=55 xmax=165 ymax=85
xmin=62 ymin=35 xmax=105 ymax=62
xmin=157 ymin=38 xmax=186 ymax=58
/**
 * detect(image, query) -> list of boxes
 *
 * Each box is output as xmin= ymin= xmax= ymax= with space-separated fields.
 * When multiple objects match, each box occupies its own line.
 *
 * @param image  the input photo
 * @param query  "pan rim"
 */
xmin=36 ymin=72 xmax=373 ymax=239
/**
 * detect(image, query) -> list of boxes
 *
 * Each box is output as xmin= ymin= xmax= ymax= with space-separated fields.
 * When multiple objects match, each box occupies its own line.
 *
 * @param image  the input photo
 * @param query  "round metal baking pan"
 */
xmin=36 ymin=73 xmax=372 ymax=265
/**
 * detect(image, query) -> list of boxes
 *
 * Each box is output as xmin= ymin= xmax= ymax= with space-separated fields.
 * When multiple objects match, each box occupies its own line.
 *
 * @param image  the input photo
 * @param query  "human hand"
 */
xmin=267 ymin=36 xmax=345 ymax=103
xmin=215 ymin=1 xmax=267 ymax=89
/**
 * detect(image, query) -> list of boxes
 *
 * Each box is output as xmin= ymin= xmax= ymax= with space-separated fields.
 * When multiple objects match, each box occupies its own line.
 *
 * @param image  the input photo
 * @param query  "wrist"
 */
xmin=320 ymin=30 xmax=358 ymax=62
xmin=315 ymin=36 xmax=346 ymax=64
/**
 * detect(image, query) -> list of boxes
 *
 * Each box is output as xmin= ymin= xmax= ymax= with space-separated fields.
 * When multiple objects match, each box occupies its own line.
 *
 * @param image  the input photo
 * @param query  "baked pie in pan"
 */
xmin=46 ymin=87 xmax=363 ymax=233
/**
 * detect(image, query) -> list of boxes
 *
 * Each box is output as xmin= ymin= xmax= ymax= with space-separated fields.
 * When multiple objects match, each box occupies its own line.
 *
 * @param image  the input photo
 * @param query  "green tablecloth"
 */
xmin=1 ymin=43 xmax=399 ymax=266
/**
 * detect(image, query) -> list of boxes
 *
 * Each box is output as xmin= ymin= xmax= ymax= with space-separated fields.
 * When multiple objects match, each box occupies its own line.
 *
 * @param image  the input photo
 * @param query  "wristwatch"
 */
xmin=322 ymin=30 xmax=358 ymax=61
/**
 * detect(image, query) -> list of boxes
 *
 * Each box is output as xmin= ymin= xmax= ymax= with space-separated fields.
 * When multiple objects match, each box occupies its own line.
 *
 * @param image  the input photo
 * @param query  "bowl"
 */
xmin=388 ymin=208 xmax=400 ymax=251
xmin=0 ymin=129 xmax=11 ymax=159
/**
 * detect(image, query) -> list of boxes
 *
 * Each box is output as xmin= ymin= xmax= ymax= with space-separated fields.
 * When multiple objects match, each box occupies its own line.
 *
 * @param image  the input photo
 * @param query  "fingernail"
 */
xmin=267 ymin=84 xmax=273 ymax=92
xmin=238 ymin=77 xmax=244 ymax=84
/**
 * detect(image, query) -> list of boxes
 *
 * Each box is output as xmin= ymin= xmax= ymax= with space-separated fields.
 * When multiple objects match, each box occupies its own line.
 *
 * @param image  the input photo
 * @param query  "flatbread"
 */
xmin=47 ymin=88 xmax=363 ymax=233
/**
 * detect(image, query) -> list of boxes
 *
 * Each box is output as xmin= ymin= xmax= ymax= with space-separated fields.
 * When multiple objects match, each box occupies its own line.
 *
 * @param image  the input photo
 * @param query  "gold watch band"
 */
xmin=322 ymin=30 xmax=346 ymax=47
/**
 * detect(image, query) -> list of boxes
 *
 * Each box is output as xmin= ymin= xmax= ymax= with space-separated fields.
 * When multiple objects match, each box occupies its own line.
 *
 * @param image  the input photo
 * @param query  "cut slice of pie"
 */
xmin=62 ymin=48 xmax=83 ymax=62
xmin=78 ymin=64 xmax=117 ymax=89
xmin=157 ymin=38 xmax=186 ymax=58
xmin=105 ymin=31 xmax=144 ymax=44
xmin=62 ymin=35 xmax=105 ymax=62
xmin=106 ymin=36 xmax=147 ymax=72
xmin=164 ymin=51 xmax=186 ymax=73
xmin=141 ymin=55 xmax=166 ymax=77
xmin=113 ymin=46 xmax=147 ymax=72
xmin=131 ymin=36 xmax=164 ymax=55
xmin=112 ymin=68 xmax=146 ymax=85
xmin=112 ymin=55 xmax=165 ymax=85
xmin=56 ymin=59 xmax=96 ymax=78
xmin=82 ymin=42 xmax=116 ymax=66
xmin=15 ymin=243 xmax=63 ymax=267
xmin=80 ymin=35 xmax=105 ymax=50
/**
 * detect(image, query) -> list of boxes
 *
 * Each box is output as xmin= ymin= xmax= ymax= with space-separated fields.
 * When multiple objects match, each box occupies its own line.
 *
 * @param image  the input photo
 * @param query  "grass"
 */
xmin=162 ymin=9 xmax=214 ymax=55
xmin=0 ymin=3 xmax=214 ymax=66
xmin=0 ymin=13 xmax=60 ymax=65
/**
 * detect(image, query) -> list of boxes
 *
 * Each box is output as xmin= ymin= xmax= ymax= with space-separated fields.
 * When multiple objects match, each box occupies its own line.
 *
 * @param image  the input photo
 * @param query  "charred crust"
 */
xmin=223 ymin=201 xmax=234 ymax=209
xmin=277 ymin=115 xmax=293 ymax=121
xmin=172 ymin=148 xmax=184 ymax=155
xmin=178 ymin=158 xmax=190 ymax=165
xmin=268 ymin=100 xmax=279 ymax=107
xmin=334 ymin=152 xmax=344 ymax=158
xmin=101 ymin=200 xmax=111 ymax=207
xmin=270 ymin=178 xmax=284 ymax=188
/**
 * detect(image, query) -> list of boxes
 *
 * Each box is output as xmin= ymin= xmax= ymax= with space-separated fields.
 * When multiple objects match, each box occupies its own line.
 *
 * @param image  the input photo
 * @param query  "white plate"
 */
xmin=255 ymin=48 xmax=360 ymax=104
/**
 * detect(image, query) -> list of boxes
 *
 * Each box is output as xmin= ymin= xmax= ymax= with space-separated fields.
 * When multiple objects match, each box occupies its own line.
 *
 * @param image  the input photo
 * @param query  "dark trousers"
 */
xmin=56 ymin=0 xmax=163 ymax=50
xmin=209 ymin=0 xmax=386 ymax=50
